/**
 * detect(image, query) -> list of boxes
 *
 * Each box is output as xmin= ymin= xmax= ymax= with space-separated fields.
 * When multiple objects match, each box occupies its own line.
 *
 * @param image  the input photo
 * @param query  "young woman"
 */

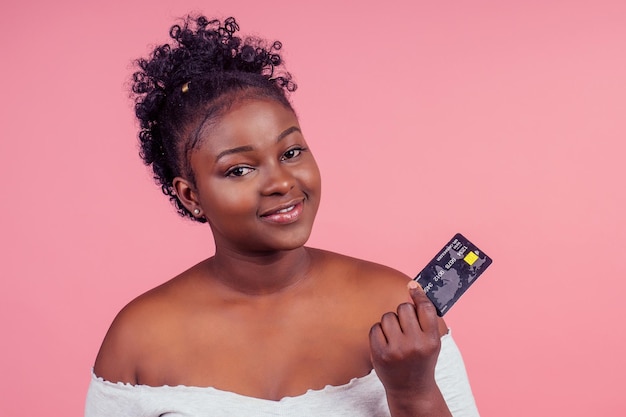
xmin=85 ymin=15 xmax=479 ymax=417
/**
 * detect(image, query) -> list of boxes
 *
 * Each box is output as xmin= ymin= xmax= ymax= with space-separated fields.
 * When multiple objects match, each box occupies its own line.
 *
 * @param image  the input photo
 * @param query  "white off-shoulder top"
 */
xmin=85 ymin=331 xmax=480 ymax=416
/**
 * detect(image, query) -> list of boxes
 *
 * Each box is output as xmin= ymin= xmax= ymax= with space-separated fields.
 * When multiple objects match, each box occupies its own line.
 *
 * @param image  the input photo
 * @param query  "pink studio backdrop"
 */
xmin=1 ymin=1 xmax=625 ymax=415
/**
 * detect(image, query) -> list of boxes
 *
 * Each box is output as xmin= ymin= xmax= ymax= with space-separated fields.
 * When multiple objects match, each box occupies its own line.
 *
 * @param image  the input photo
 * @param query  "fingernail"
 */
xmin=407 ymin=280 xmax=421 ymax=290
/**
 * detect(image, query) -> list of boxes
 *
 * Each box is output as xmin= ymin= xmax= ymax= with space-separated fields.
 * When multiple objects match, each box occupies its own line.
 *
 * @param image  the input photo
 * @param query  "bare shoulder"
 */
xmin=92 ymin=268 xmax=199 ymax=383
xmin=311 ymin=248 xmax=448 ymax=335
xmin=312 ymin=248 xmax=411 ymax=299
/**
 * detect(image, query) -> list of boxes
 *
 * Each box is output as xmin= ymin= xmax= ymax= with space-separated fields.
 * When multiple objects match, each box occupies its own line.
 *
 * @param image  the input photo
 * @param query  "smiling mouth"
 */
xmin=260 ymin=201 xmax=304 ymax=224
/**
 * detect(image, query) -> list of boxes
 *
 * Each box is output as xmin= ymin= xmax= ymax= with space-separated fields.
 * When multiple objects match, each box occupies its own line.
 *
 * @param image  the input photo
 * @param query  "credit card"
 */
xmin=414 ymin=233 xmax=492 ymax=316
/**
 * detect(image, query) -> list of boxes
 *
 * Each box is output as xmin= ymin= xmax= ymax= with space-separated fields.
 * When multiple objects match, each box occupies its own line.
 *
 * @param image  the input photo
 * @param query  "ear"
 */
xmin=172 ymin=176 xmax=204 ymax=219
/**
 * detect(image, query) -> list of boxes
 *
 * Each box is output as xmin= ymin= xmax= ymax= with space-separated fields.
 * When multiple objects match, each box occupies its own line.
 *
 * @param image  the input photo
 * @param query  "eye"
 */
xmin=225 ymin=166 xmax=254 ymax=177
xmin=281 ymin=147 xmax=307 ymax=161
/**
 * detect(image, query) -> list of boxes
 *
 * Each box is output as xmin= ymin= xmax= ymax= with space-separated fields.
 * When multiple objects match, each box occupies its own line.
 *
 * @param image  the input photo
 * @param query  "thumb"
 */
xmin=407 ymin=279 xmax=440 ymax=332
xmin=407 ymin=280 xmax=432 ymax=307
xmin=407 ymin=279 xmax=423 ymax=298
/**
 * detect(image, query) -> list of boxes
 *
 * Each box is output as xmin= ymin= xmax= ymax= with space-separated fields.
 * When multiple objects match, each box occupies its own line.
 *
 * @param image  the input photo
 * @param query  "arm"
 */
xmin=92 ymin=304 xmax=142 ymax=385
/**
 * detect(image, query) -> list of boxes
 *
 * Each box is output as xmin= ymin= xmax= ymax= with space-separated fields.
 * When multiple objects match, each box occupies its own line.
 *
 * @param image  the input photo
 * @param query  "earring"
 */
xmin=193 ymin=208 xmax=200 ymax=215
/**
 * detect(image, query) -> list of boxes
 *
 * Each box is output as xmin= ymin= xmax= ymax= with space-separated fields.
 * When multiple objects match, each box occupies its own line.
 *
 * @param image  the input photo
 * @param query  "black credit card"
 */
xmin=414 ymin=233 xmax=492 ymax=316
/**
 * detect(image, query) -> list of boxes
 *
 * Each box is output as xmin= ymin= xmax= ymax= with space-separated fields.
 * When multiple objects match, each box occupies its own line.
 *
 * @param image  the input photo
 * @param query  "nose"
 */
xmin=261 ymin=163 xmax=296 ymax=196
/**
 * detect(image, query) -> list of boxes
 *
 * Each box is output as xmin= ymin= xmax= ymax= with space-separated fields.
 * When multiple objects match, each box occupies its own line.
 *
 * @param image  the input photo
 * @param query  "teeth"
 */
xmin=276 ymin=205 xmax=295 ymax=214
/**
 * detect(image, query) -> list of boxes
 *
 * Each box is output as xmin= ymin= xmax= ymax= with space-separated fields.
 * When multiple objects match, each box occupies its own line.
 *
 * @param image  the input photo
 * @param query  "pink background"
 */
xmin=1 ymin=0 xmax=625 ymax=415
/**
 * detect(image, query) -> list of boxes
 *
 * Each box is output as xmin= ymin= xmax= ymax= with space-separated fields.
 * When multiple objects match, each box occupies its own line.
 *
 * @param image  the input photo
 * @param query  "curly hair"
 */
xmin=131 ymin=15 xmax=297 ymax=222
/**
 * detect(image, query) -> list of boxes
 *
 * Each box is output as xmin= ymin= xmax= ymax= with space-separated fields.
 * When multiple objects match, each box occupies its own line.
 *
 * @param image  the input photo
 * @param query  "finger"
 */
xmin=369 ymin=324 xmax=386 ymax=366
xmin=407 ymin=280 xmax=439 ymax=334
xmin=369 ymin=323 xmax=388 ymax=355
xmin=379 ymin=311 xmax=404 ymax=342
xmin=396 ymin=302 xmax=420 ymax=335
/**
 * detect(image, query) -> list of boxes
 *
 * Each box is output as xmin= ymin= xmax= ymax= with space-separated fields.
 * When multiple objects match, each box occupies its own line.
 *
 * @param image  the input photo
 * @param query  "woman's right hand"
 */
xmin=369 ymin=281 xmax=452 ymax=416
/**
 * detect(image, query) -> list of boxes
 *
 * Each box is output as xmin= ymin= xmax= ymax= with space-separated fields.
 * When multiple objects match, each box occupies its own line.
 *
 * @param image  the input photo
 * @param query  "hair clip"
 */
xmin=181 ymin=82 xmax=190 ymax=93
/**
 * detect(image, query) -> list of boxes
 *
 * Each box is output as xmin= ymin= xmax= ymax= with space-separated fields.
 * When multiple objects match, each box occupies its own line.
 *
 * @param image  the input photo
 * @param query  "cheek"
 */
xmin=300 ymin=159 xmax=322 ymax=198
xmin=201 ymin=183 xmax=259 ymax=220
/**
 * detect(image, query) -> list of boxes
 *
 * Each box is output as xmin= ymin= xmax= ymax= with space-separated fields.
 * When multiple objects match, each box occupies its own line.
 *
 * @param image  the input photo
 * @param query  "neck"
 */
xmin=206 ymin=246 xmax=314 ymax=296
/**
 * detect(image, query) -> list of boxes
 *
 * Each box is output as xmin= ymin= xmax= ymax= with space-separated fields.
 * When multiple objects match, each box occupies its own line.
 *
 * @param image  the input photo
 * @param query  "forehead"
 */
xmin=195 ymin=99 xmax=300 ymax=156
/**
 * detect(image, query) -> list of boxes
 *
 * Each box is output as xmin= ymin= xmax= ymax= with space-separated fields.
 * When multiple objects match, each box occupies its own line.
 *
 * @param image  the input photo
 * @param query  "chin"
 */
xmin=269 ymin=234 xmax=312 ymax=252
xmin=253 ymin=229 xmax=313 ymax=253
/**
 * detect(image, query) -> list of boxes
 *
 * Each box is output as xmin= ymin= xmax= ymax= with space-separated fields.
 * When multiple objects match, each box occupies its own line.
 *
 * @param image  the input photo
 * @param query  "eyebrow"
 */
xmin=276 ymin=126 xmax=301 ymax=142
xmin=215 ymin=126 xmax=302 ymax=162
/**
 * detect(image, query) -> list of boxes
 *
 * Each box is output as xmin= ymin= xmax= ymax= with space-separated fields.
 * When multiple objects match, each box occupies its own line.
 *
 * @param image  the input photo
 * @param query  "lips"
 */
xmin=260 ymin=200 xmax=304 ymax=224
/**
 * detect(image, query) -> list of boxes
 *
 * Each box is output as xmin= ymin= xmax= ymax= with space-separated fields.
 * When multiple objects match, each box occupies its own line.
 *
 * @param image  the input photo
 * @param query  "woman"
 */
xmin=86 ymin=15 xmax=479 ymax=416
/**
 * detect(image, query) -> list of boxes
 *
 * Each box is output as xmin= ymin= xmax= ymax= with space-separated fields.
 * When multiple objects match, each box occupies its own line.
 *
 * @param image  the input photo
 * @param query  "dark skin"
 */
xmin=94 ymin=98 xmax=451 ymax=416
